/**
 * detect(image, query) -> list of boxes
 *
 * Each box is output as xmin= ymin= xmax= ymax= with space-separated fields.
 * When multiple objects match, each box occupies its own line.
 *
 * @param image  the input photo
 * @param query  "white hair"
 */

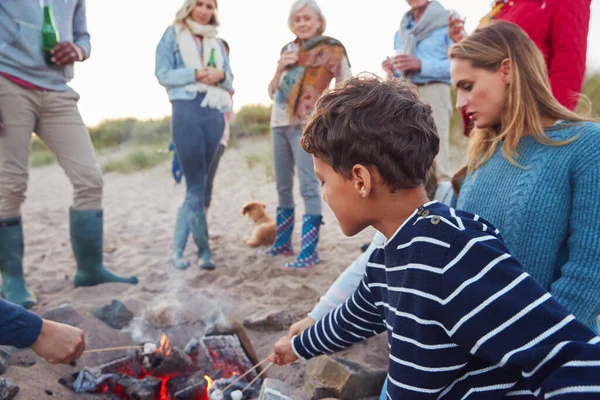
xmin=174 ymin=0 xmax=219 ymax=26
xmin=287 ymin=0 xmax=326 ymax=35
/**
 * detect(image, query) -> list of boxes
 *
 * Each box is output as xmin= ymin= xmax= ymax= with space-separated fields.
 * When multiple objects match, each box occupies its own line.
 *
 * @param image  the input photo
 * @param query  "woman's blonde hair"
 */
xmin=449 ymin=21 xmax=588 ymax=174
xmin=288 ymin=0 xmax=326 ymax=35
xmin=174 ymin=0 xmax=219 ymax=27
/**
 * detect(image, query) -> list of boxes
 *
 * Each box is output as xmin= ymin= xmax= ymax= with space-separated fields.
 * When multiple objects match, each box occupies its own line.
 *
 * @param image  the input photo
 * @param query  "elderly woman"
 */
xmin=155 ymin=0 xmax=233 ymax=271
xmin=263 ymin=0 xmax=352 ymax=269
xmin=382 ymin=0 xmax=453 ymax=181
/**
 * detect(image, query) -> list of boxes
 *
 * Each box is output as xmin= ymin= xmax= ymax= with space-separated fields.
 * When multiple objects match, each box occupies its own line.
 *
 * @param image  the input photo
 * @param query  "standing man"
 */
xmin=0 ymin=0 xmax=138 ymax=309
xmin=383 ymin=0 xmax=453 ymax=181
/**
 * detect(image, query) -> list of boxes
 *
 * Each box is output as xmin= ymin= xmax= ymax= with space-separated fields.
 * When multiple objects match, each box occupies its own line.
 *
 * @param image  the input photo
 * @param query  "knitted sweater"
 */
xmin=457 ymin=121 xmax=600 ymax=333
xmin=496 ymin=0 xmax=591 ymax=110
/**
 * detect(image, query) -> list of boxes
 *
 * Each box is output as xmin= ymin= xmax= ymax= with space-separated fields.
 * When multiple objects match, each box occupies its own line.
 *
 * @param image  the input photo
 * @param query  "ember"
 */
xmin=65 ymin=327 xmax=263 ymax=400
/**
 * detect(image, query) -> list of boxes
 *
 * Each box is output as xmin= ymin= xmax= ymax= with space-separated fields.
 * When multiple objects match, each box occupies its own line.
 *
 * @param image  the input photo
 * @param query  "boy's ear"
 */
xmin=352 ymin=164 xmax=372 ymax=198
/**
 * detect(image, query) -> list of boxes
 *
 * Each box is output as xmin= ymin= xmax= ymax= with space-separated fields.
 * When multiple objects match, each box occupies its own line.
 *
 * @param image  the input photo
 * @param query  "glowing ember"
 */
xmin=205 ymin=375 xmax=213 ymax=391
xmin=157 ymin=334 xmax=172 ymax=357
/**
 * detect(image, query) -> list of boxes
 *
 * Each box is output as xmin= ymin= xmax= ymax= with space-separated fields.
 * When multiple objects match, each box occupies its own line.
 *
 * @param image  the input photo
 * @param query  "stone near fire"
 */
xmin=0 ymin=347 xmax=10 ymax=376
xmin=93 ymin=300 xmax=134 ymax=330
xmin=41 ymin=303 xmax=82 ymax=327
xmin=258 ymin=378 xmax=300 ymax=400
xmin=243 ymin=309 xmax=305 ymax=332
xmin=115 ymin=374 xmax=162 ymax=400
xmin=0 ymin=377 xmax=19 ymax=400
xmin=304 ymin=356 xmax=386 ymax=400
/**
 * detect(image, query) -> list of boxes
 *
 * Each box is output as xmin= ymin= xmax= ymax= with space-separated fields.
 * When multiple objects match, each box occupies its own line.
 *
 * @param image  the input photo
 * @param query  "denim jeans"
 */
xmin=171 ymin=94 xmax=224 ymax=212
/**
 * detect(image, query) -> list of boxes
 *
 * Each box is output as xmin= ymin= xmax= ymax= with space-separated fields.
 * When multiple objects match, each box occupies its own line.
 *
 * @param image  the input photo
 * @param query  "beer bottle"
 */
xmin=207 ymin=48 xmax=217 ymax=68
xmin=41 ymin=6 xmax=60 ymax=64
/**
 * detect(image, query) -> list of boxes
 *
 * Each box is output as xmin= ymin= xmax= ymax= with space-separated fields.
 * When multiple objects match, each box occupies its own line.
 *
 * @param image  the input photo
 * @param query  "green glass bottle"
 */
xmin=207 ymin=48 xmax=217 ymax=68
xmin=41 ymin=6 xmax=60 ymax=64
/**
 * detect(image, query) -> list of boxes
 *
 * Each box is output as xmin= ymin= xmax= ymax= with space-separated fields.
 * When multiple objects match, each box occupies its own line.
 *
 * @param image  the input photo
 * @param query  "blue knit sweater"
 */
xmin=457 ymin=121 xmax=600 ymax=333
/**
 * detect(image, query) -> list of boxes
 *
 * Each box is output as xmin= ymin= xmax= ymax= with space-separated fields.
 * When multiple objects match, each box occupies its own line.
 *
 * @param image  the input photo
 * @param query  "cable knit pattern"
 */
xmin=457 ymin=122 xmax=600 ymax=333
xmin=496 ymin=0 xmax=591 ymax=110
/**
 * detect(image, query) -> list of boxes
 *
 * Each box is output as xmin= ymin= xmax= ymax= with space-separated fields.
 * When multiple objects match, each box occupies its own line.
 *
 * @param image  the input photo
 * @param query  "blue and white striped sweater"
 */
xmin=292 ymin=201 xmax=600 ymax=399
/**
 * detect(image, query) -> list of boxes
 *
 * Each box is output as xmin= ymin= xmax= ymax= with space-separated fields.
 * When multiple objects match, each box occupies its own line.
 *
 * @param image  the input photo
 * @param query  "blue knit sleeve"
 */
xmin=550 ymin=160 xmax=600 ymax=333
xmin=0 ymin=299 xmax=43 ymax=348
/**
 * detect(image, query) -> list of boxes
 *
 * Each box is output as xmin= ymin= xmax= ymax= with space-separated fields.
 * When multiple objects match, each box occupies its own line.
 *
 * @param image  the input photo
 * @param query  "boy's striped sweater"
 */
xmin=292 ymin=201 xmax=600 ymax=399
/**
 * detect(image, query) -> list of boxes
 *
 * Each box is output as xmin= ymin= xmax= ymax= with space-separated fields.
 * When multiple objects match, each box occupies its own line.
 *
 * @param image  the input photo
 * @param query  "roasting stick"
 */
xmin=83 ymin=345 xmax=144 ymax=354
xmin=221 ymin=353 xmax=273 ymax=393
xmin=241 ymin=362 xmax=273 ymax=393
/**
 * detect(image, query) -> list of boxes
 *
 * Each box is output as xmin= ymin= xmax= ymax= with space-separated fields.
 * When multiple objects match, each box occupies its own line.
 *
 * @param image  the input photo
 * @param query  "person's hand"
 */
xmin=391 ymin=55 xmax=422 ymax=73
xmin=288 ymin=316 xmax=315 ymax=338
xmin=449 ymin=12 xmax=467 ymax=43
xmin=382 ymin=57 xmax=395 ymax=74
xmin=50 ymin=42 xmax=84 ymax=65
xmin=276 ymin=51 xmax=299 ymax=72
xmin=270 ymin=336 xmax=299 ymax=366
xmin=198 ymin=67 xmax=225 ymax=85
xmin=30 ymin=319 xmax=85 ymax=364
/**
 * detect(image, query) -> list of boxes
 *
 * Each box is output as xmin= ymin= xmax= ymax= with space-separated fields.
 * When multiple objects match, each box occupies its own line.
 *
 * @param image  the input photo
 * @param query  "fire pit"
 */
xmin=62 ymin=322 xmax=263 ymax=400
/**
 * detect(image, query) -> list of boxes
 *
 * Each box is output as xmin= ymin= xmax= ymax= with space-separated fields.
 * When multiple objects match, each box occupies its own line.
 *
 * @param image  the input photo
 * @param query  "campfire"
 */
xmin=62 ymin=324 xmax=264 ymax=400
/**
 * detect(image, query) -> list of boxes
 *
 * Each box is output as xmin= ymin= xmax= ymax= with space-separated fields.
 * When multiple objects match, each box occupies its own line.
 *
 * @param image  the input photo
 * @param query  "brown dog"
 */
xmin=242 ymin=201 xmax=276 ymax=247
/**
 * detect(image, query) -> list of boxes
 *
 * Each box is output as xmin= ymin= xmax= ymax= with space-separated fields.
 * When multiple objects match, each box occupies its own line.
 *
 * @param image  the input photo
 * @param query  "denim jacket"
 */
xmin=0 ymin=0 xmax=90 ymax=91
xmin=155 ymin=26 xmax=233 ymax=103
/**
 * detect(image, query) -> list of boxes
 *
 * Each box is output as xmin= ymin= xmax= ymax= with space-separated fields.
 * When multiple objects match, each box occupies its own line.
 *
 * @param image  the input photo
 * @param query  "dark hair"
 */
xmin=301 ymin=74 xmax=439 ymax=191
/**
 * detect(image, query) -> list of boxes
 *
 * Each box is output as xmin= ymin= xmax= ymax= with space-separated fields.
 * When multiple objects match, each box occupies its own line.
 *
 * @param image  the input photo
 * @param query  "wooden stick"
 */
xmin=241 ymin=362 xmax=273 ymax=393
xmin=221 ymin=353 xmax=273 ymax=393
xmin=83 ymin=345 xmax=143 ymax=354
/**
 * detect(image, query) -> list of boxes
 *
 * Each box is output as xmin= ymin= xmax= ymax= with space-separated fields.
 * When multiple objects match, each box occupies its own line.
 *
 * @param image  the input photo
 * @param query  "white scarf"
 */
xmin=175 ymin=19 xmax=232 ymax=111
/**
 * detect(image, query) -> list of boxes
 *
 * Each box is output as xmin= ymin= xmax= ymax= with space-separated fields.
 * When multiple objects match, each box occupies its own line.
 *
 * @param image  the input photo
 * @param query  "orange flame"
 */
xmin=157 ymin=334 xmax=172 ymax=357
xmin=204 ymin=375 xmax=213 ymax=391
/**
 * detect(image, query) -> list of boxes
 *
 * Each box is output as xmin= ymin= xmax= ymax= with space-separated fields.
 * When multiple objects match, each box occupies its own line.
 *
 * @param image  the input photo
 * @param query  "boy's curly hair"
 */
xmin=301 ymin=74 xmax=440 ymax=192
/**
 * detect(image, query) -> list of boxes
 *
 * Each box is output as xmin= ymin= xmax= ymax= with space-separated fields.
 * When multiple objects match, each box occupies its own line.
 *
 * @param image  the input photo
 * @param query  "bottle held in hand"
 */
xmin=207 ymin=48 xmax=217 ymax=68
xmin=41 ymin=6 xmax=60 ymax=64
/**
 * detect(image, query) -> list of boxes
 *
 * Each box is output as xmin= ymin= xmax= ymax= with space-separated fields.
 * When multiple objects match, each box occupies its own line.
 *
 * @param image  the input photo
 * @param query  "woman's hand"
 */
xmin=270 ymin=336 xmax=299 ymax=366
xmin=196 ymin=67 xmax=224 ymax=85
xmin=277 ymin=51 xmax=299 ymax=72
xmin=449 ymin=12 xmax=467 ymax=43
xmin=288 ymin=316 xmax=315 ymax=338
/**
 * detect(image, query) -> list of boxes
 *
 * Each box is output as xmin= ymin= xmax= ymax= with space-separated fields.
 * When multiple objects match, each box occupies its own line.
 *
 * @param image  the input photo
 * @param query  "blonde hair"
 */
xmin=449 ymin=21 xmax=588 ymax=174
xmin=288 ymin=0 xmax=326 ymax=35
xmin=174 ymin=0 xmax=219 ymax=27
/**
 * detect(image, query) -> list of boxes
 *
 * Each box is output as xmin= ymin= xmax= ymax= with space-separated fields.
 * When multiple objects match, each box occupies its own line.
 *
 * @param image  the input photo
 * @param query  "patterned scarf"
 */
xmin=275 ymin=35 xmax=348 ymax=123
xmin=479 ymin=0 xmax=508 ymax=28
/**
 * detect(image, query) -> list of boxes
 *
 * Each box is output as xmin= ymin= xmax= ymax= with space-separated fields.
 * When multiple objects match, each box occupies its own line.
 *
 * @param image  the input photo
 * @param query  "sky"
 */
xmin=71 ymin=0 xmax=600 ymax=126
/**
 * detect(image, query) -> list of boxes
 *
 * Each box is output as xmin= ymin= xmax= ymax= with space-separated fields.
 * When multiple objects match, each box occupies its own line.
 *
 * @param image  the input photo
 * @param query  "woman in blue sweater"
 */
xmin=451 ymin=21 xmax=600 ymax=333
xmin=155 ymin=0 xmax=233 ymax=271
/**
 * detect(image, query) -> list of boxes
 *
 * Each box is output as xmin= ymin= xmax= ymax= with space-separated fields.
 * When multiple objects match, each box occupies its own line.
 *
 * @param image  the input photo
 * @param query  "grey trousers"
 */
xmin=0 ymin=76 xmax=103 ymax=218
xmin=272 ymin=125 xmax=322 ymax=215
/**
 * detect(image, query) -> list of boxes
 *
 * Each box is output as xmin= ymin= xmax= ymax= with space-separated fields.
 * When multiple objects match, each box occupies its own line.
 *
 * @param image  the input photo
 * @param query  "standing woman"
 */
xmin=155 ymin=0 xmax=233 ymax=270
xmin=264 ymin=0 xmax=352 ymax=269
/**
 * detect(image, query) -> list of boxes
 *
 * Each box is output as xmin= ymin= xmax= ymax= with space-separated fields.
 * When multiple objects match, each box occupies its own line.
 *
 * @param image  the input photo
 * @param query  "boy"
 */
xmin=271 ymin=76 xmax=600 ymax=399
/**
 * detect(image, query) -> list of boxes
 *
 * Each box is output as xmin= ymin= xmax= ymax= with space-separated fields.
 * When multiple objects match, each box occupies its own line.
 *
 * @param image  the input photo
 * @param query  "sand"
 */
xmin=4 ymin=137 xmax=390 ymax=399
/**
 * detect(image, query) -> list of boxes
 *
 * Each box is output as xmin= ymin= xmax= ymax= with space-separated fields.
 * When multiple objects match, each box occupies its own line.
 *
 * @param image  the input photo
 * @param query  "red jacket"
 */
xmin=461 ymin=0 xmax=591 ymax=135
xmin=497 ymin=0 xmax=591 ymax=111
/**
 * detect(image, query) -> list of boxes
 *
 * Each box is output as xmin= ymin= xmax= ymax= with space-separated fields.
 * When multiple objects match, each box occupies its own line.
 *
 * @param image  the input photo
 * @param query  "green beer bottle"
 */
xmin=41 ymin=6 xmax=60 ymax=64
xmin=207 ymin=48 xmax=217 ymax=68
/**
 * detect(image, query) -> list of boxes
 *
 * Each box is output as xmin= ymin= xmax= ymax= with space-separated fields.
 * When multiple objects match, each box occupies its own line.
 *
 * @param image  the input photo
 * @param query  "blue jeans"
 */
xmin=379 ymin=377 xmax=388 ymax=400
xmin=171 ymin=94 xmax=224 ymax=212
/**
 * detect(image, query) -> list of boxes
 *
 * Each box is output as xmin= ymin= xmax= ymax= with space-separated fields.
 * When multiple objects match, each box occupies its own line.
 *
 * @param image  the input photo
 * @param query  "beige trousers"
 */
xmin=418 ymin=83 xmax=453 ymax=181
xmin=0 ymin=76 xmax=103 ymax=219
